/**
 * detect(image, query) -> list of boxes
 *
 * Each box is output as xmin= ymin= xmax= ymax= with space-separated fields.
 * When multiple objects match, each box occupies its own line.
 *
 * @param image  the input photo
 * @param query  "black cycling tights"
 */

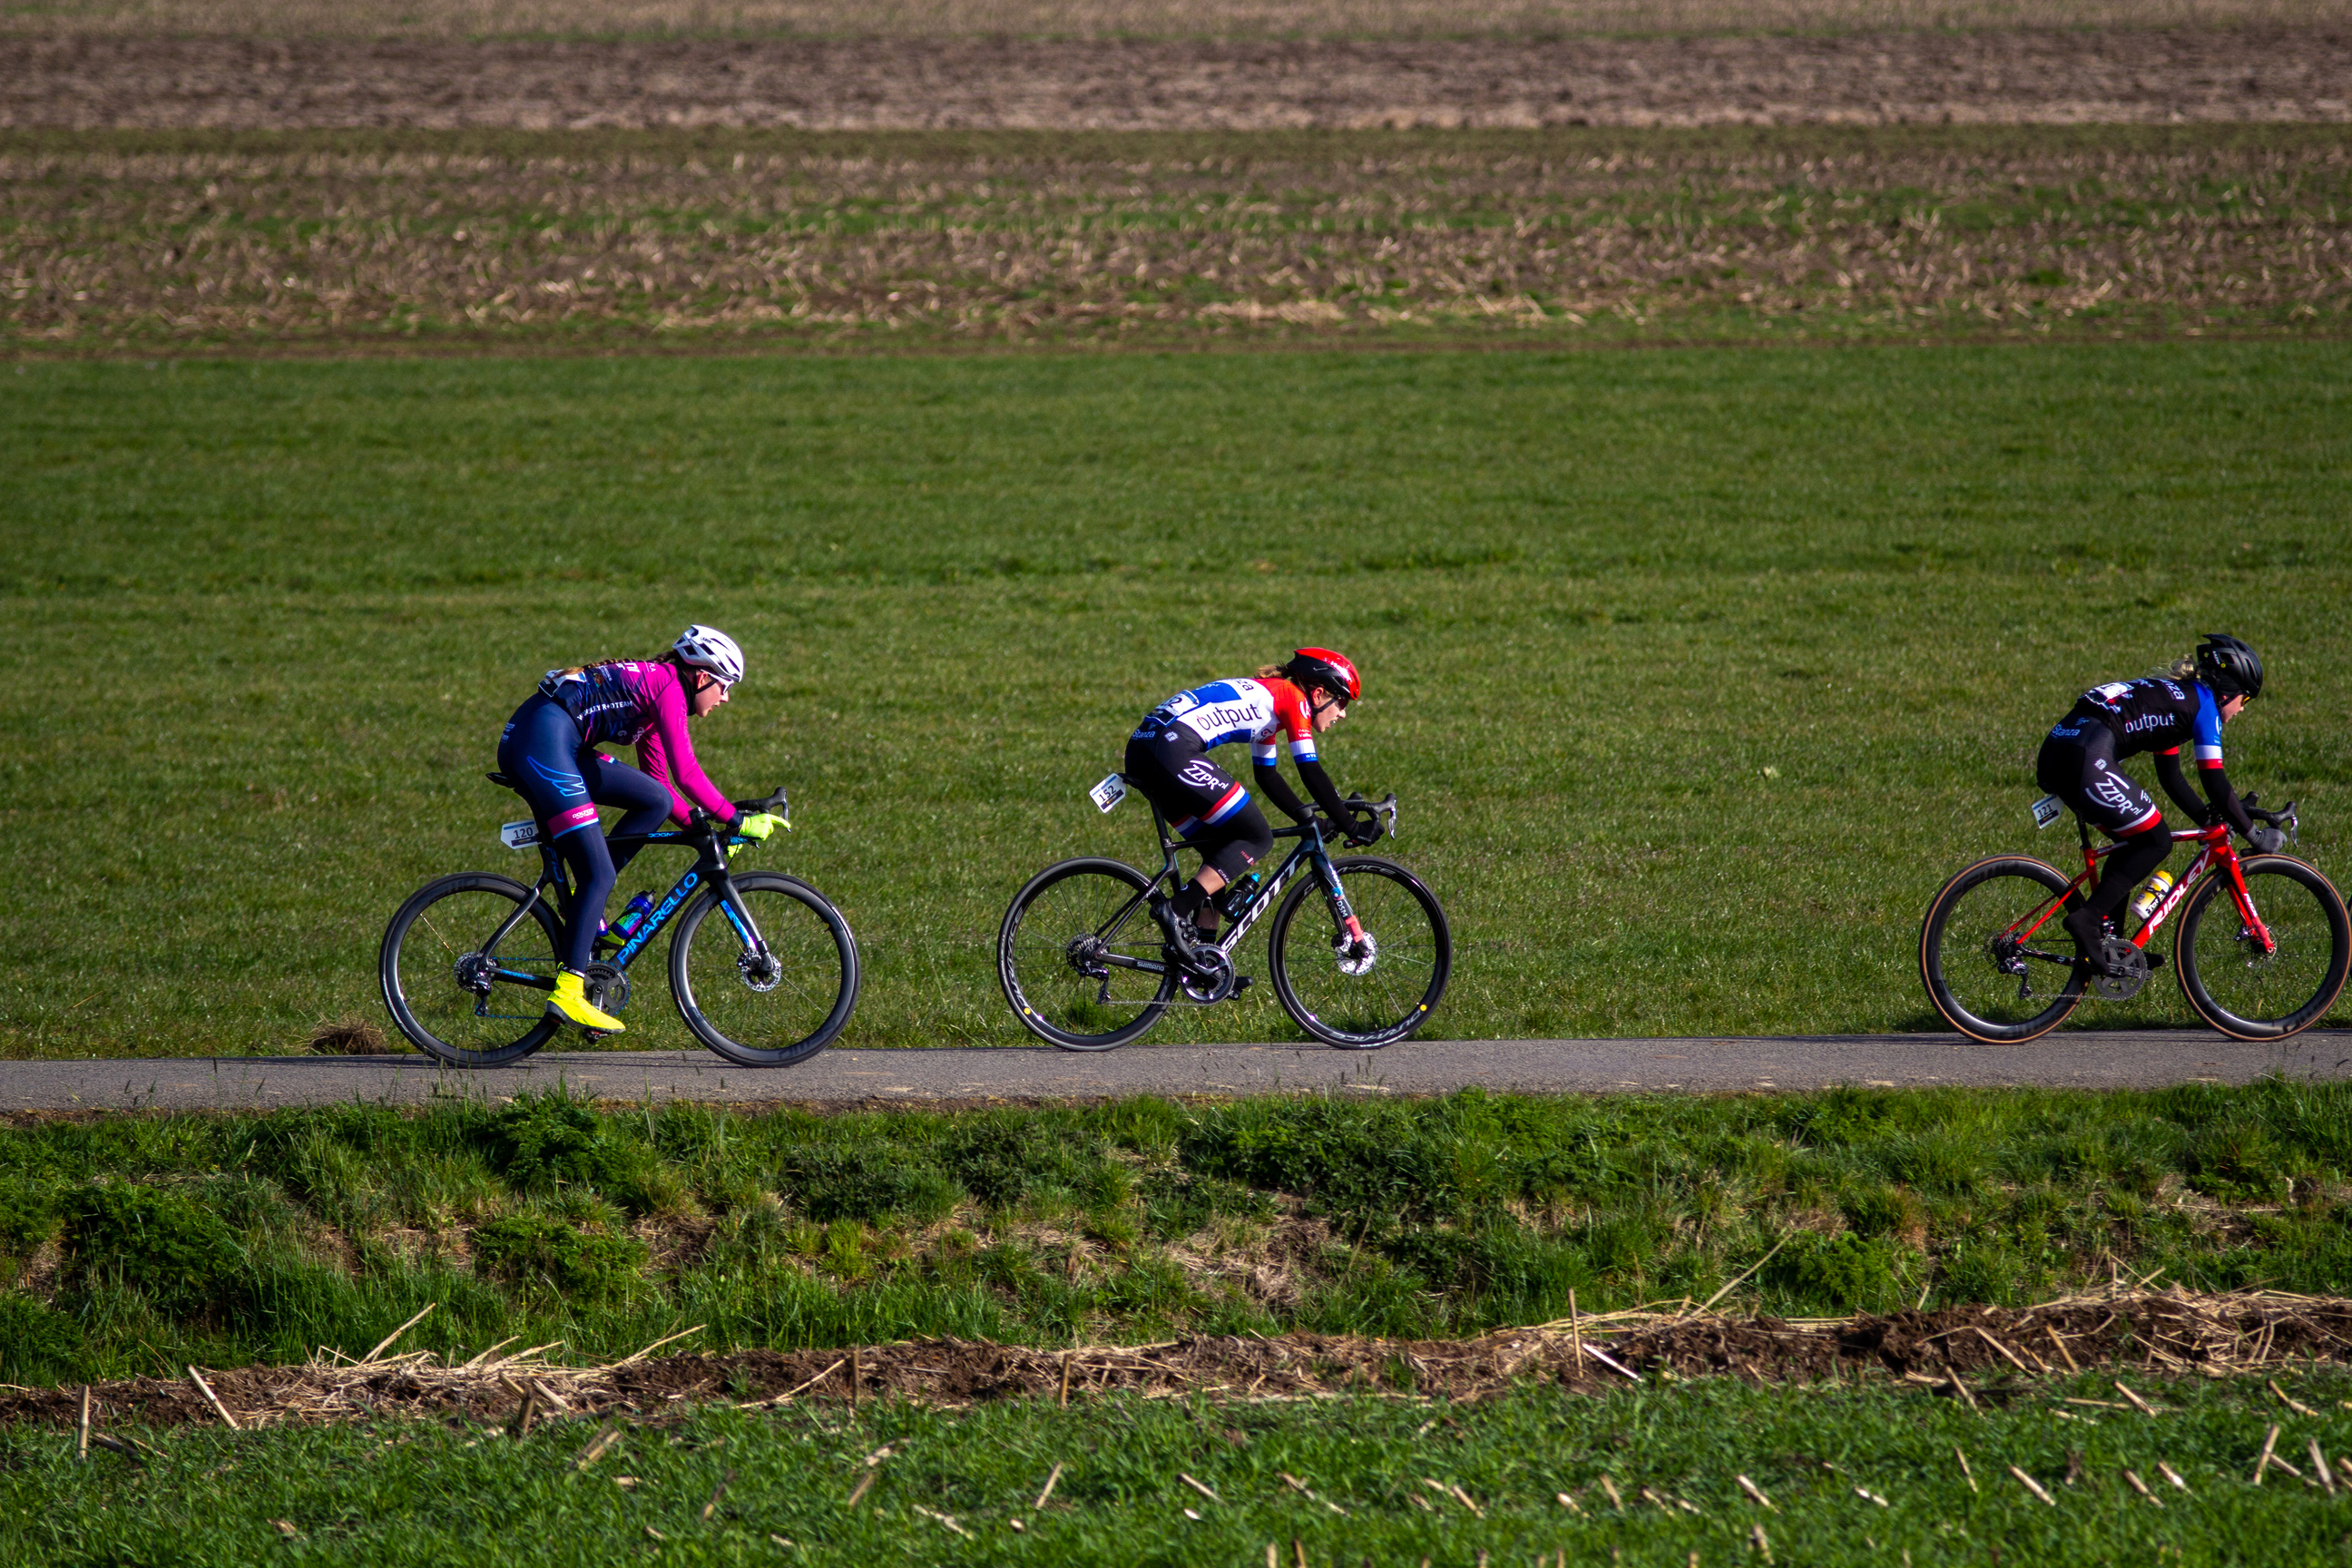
xmin=2078 ymin=825 xmax=2172 ymax=935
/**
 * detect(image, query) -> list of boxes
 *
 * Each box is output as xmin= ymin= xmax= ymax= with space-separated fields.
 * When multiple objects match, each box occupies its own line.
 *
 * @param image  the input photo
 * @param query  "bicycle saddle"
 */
xmin=486 ymin=771 xmax=520 ymax=790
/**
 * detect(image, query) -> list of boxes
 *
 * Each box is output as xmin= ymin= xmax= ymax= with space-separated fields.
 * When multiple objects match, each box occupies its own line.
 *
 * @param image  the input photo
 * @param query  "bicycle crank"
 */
xmin=1179 ymin=947 xmax=1238 ymax=1004
xmin=2088 ymin=936 xmax=2149 ymax=1002
xmin=581 ymin=960 xmax=632 ymax=1014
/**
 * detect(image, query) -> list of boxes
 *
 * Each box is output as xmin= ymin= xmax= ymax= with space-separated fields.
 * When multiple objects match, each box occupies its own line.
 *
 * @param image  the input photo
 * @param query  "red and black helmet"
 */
xmin=1282 ymin=648 xmax=1361 ymax=707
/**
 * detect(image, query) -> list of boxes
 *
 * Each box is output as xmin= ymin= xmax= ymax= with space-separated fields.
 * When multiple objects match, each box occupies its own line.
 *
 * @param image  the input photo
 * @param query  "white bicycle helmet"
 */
xmin=672 ymin=624 xmax=745 ymax=686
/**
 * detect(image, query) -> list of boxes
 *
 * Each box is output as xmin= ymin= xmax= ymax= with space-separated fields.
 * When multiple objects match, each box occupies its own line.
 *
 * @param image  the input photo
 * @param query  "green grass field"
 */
xmin=7 ymin=1083 xmax=2352 ymax=1383
xmin=4 ymin=341 xmax=2349 ymax=1057
xmin=12 ymin=1372 xmax=2352 ymax=1566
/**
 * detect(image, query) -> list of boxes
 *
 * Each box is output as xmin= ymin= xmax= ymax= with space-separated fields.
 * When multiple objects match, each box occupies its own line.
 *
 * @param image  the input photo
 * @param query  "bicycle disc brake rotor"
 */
xmin=453 ymin=952 xmax=498 ymax=996
xmin=736 ymin=950 xmax=783 ymax=993
xmin=1332 ymin=930 xmax=1379 ymax=977
xmin=2090 ymin=936 xmax=2149 ymax=1002
xmin=1181 ymin=948 xmax=1238 ymax=1004
xmin=582 ymin=960 xmax=632 ymax=1014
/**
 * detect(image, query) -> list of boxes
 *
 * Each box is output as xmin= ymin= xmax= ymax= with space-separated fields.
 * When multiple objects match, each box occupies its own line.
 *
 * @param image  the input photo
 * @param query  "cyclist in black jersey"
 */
xmin=2034 ymin=633 xmax=2282 ymax=973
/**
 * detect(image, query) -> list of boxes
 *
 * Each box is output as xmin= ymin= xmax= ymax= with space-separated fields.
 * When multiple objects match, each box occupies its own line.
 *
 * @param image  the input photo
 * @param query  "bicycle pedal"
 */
xmin=1232 ymin=975 xmax=1254 ymax=995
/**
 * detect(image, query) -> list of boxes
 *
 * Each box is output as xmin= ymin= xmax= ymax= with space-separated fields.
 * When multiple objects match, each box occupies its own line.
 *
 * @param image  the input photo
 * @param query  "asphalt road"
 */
xmin=8 ymin=1030 xmax=2349 ymax=1114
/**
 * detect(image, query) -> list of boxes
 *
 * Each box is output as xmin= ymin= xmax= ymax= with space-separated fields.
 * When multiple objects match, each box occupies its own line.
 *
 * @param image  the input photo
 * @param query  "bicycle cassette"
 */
xmin=2088 ymin=936 xmax=2149 ymax=1002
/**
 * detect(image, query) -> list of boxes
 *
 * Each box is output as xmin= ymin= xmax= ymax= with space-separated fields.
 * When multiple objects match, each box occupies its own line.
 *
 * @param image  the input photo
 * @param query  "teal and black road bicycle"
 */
xmin=999 ymin=788 xmax=1451 ymax=1051
xmin=380 ymin=777 xmax=858 ymax=1068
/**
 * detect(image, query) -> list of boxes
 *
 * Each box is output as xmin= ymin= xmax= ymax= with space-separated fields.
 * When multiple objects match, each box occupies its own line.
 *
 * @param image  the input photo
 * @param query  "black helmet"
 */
xmin=2195 ymin=633 xmax=2263 ymax=701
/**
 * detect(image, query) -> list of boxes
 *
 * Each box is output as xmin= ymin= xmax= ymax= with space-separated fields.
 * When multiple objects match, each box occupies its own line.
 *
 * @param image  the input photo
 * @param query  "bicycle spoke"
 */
xmin=1000 ymin=860 xmax=1174 ymax=1050
xmin=1269 ymin=858 xmax=1450 ymax=1048
xmin=1919 ymin=858 xmax=2083 ymax=1044
xmin=672 ymin=875 xmax=858 ymax=1067
xmin=2179 ymin=859 xmax=2352 ymax=1040
xmin=380 ymin=876 xmax=562 ymax=1066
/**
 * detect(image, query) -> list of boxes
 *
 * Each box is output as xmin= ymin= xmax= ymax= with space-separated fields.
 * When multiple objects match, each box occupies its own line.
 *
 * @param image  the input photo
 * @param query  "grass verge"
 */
xmin=9 ymin=1083 xmax=2352 ymax=1387
xmin=4 ymin=342 xmax=2347 ymax=1055
xmin=9 ymin=1374 xmax=2352 ymax=1565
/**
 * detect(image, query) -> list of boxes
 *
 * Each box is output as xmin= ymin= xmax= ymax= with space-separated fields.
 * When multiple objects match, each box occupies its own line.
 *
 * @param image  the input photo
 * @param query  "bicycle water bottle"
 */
xmin=1218 ymin=868 xmax=1268 ymax=920
xmin=612 ymin=893 xmax=655 ymax=940
xmin=2128 ymin=870 xmax=2175 ymax=924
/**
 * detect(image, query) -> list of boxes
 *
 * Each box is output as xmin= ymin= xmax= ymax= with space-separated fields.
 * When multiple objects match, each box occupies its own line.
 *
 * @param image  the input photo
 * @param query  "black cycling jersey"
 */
xmin=2048 ymin=676 xmax=2226 ymax=768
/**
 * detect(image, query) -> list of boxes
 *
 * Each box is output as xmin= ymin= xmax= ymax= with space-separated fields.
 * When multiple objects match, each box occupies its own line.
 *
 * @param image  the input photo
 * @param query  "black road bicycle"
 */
xmin=380 ymin=777 xmax=859 ymax=1068
xmin=999 ymin=787 xmax=1451 ymax=1051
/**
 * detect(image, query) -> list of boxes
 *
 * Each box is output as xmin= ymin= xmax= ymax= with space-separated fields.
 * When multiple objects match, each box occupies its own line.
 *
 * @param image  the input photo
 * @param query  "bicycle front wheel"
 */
xmin=2176 ymin=856 xmax=2351 ymax=1041
xmin=1919 ymin=857 xmax=2086 ymax=1044
xmin=379 ymin=873 xmax=563 ymax=1067
xmin=669 ymin=872 xmax=860 ymax=1067
xmin=1267 ymin=856 xmax=1452 ymax=1049
xmin=999 ymin=858 xmax=1175 ymax=1051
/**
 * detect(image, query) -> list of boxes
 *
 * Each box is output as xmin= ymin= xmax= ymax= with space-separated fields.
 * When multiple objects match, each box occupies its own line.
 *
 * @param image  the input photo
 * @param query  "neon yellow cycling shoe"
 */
xmin=545 ymin=969 xmax=625 ymax=1034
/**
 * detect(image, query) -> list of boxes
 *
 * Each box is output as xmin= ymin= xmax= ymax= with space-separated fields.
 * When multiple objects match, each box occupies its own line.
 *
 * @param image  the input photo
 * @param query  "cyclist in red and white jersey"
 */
xmin=1124 ymin=649 xmax=1378 ymax=961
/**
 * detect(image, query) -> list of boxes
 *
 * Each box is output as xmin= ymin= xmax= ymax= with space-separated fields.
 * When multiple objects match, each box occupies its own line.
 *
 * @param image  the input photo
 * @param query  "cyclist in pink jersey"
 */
xmin=1124 ymin=648 xmax=1378 ymax=963
xmin=496 ymin=624 xmax=784 ymax=1033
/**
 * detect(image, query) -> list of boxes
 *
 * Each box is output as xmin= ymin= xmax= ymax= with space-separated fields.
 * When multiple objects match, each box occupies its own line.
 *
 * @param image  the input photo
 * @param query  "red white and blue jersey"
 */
xmin=2049 ymin=677 xmax=2228 ymax=772
xmin=1134 ymin=678 xmax=1319 ymax=767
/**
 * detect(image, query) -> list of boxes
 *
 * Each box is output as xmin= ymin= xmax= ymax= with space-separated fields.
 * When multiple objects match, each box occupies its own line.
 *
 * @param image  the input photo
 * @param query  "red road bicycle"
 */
xmin=1921 ymin=799 xmax=2348 ymax=1044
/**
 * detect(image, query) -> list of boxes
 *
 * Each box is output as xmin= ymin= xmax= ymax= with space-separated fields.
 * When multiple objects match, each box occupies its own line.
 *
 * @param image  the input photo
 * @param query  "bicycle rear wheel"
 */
xmin=669 ymin=872 xmax=860 ymax=1067
xmin=379 ymin=873 xmax=563 ymax=1067
xmin=2176 ymin=856 xmax=2351 ymax=1041
xmin=1267 ymin=856 xmax=1452 ymax=1049
xmin=1919 ymin=857 xmax=2086 ymax=1044
xmin=999 ymin=858 xmax=1175 ymax=1050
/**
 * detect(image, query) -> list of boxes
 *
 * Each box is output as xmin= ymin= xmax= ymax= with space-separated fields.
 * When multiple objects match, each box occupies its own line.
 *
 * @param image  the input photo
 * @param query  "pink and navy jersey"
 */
xmin=1134 ymin=678 xmax=1319 ymax=767
xmin=2049 ymin=677 xmax=2228 ymax=771
xmin=539 ymin=661 xmax=736 ymax=824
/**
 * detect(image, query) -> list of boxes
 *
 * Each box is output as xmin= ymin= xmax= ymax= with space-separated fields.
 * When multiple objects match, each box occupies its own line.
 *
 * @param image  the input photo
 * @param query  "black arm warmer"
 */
xmin=1253 ymin=761 xmax=1313 ymax=823
xmin=2200 ymin=765 xmax=2258 ymax=838
xmin=2153 ymin=751 xmax=2208 ymax=824
xmin=1291 ymin=757 xmax=1357 ymax=827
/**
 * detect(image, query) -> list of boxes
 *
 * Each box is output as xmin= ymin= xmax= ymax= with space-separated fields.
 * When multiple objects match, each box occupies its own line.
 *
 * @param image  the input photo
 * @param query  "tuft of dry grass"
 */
xmin=304 ymin=1016 xmax=397 ymax=1054
xmin=5 ymin=128 xmax=2347 ymax=350
xmin=12 ymin=0 xmax=2351 ymax=39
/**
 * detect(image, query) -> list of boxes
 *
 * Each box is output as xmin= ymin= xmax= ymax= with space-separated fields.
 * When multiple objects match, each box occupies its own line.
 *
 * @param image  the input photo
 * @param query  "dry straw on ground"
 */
xmin=5 ymin=1287 xmax=2350 ymax=1431
xmin=5 ymin=134 xmax=2346 ymax=348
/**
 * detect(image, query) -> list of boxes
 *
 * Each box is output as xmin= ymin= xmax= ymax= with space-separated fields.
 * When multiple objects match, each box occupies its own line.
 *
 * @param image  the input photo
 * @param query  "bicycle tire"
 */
xmin=1267 ymin=855 xmax=1452 ymax=1049
xmin=669 ymin=872 xmax=860 ymax=1067
xmin=999 ymin=858 xmax=1176 ymax=1051
xmin=1919 ymin=856 xmax=2086 ymax=1044
xmin=379 ymin=872 xmax=564 ymax=1067
xmin=2175 ymin=855 xmax=2351 ymax=1042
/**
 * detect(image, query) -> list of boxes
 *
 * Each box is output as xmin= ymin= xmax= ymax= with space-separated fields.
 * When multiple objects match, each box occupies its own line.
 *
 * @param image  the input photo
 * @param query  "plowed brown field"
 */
xmin=6 ymin=28 xmax=2351 ymax=132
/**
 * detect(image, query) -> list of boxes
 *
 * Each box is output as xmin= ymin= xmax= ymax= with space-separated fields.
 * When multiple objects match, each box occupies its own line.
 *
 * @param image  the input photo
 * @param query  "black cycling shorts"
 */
xmin=1123 ymin=730 xmax=1272 ymax=881
xmin=2035 ymin=728 xmax=2163 ymax=838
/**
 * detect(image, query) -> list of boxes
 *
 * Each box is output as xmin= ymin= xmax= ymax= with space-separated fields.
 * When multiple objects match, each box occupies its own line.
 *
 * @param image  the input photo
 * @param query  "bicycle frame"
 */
xmin=1089 ymin=799 xmax=1365 ymax=985
xmin=2008 ymin=818 xmax=2276 ymax=963
xmin=477 ymin=822 xmax=770 ymax=994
